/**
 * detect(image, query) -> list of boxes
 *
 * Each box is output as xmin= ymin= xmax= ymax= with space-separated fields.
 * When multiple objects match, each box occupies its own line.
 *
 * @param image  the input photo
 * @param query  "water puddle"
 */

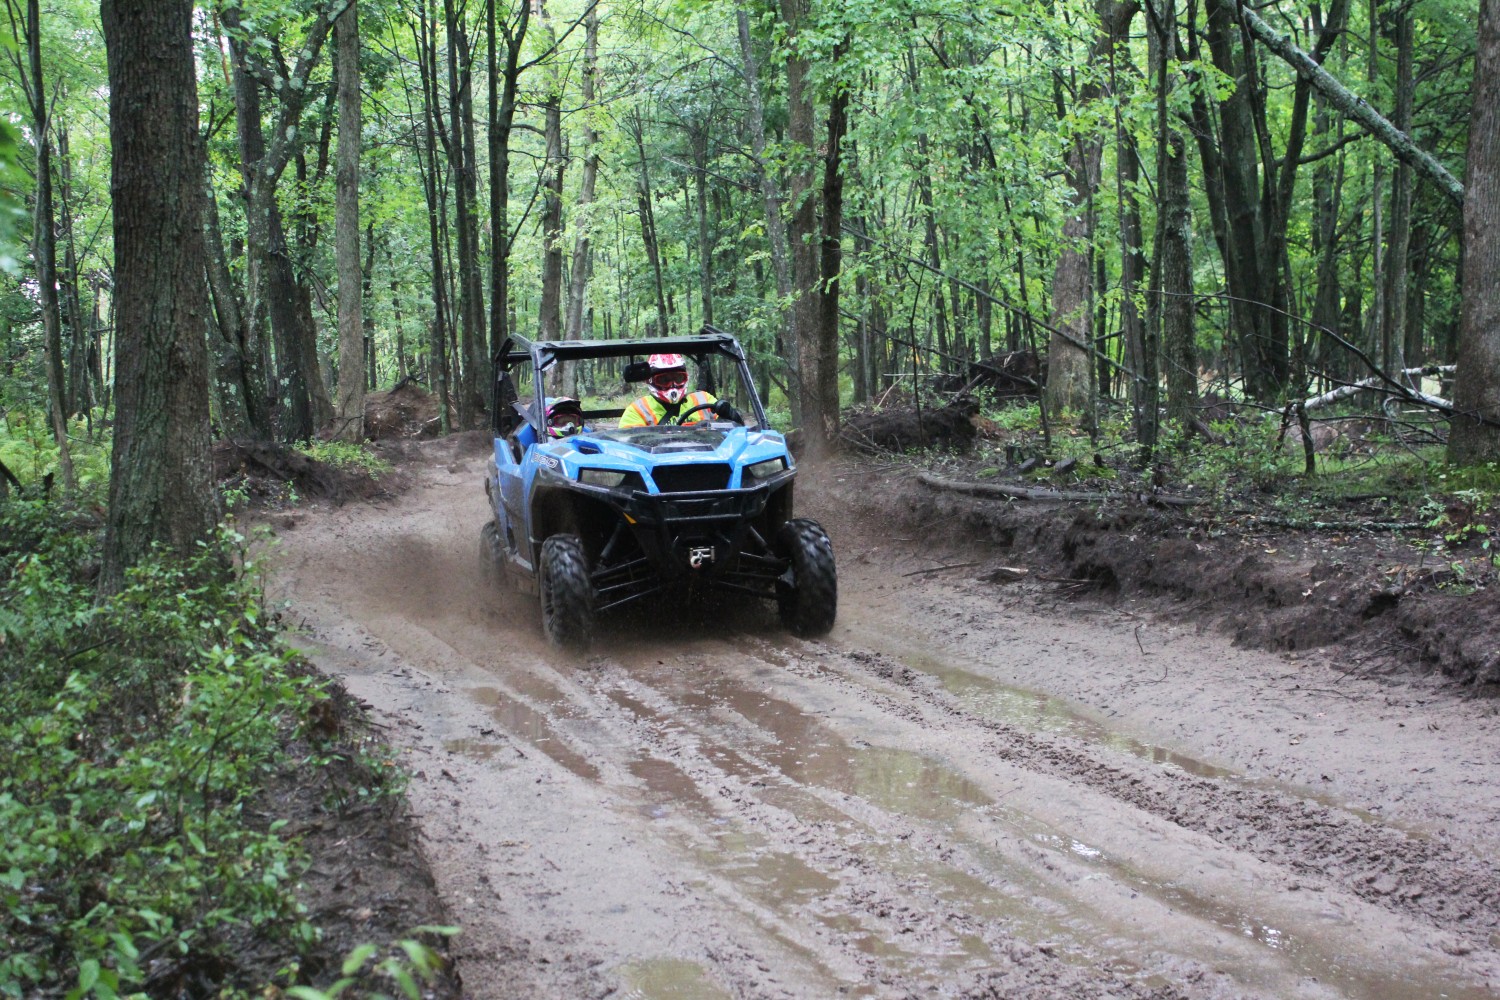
xmin=677 ymin=672 xmax=994 ymax=825
xmin=855 ymin=633 xmax=1391 ymax=825
xmin=614 ymin=958 xmax=733 ymax=999
xmin=627 ymin=757 xmax=718 ymax=820
xmin=699 ymin=833 xmax=839 ymax=912
xmin=883 ymin=640 xmax=1236 ymax=780
xmin=467 ymin=684 xmax=599 ymax=781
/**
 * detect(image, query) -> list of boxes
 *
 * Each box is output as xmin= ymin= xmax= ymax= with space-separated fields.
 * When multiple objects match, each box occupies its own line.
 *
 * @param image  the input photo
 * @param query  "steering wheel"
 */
xmin=675 ymin=401 xmax=719 ymax=425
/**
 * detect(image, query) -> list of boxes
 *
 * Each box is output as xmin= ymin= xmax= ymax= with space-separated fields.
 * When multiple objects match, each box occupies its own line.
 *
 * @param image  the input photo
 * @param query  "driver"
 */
xmin=619 ymin=353 xmax=738 ymax=428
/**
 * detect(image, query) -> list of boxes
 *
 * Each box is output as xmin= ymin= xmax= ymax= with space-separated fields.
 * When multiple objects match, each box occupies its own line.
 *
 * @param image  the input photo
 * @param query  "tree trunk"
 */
xmin=1115 ymin=98 xmax=1146 ymax=440
xmin=363 ymin=222 xmax=377 ymax=390
xmin=692 ymin=127 xmax=714 ymax=329
xmin=1380 ymin=8 xmax=1414 ymax=377
xmin=333 ymin=0 xmax=364 ymax=441
xmin=564 ymin=8 xmax=599 ymax=347
xmin=1045 ymin=0 xmax=1137 ymax=414
xmin=223 ymin=4 xmax=332 ymax=442
xmin=538 ymin=87 xmax=564 ymax=341
xmin=812 ymin=59 xmax=850 ymax=453
xmin=445 ymin=0 xmax=484 ymax=425
xmin=633 ymin=116 xmax=670 ymax=336
xmin=488 ymin=0 xmax=530 ymax=380
xmin=1447 ymin=0 xmax=1500 ymax=462
xmin=1203 ymin=0 xmax=1285 ymax=399
xmin=203 ymin=166 xmax=257 ymax=437
xmin=1310 ymin=95 xmax=1344 ymax=383
xmin=415 ymin=2 xmax=451 ymax=431
xmin=781 ymin=0 xmax=819 ymax=435
xmin=100 ymin=0 xmax=217 ymax=591
xmin=55 ymin=124 xmax=92 ymax=420
xmin=737 ymin=8 xmax=796 ymax=397
xmin=23 ymin=0 xmax=75 ymax=490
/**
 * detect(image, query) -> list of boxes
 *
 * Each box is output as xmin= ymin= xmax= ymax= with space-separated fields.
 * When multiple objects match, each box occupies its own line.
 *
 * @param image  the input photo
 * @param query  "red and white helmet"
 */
xmin=646 ymin=353 xmax=689 ymax=405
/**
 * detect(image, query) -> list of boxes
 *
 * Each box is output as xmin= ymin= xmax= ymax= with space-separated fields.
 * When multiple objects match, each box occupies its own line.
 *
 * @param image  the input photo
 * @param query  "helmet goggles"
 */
xmin=648 ymin=370 xmax=688 ymax=392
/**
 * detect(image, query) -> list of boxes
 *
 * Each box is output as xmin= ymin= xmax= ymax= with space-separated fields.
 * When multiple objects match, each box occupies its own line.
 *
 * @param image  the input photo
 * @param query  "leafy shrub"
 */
xmin=0 ymin=505 xmax=338 ymax=997
xmin=295 ymin=441 xmax=392 ymax=478
xmin=0 ymin=409 xmax=112 ymax=491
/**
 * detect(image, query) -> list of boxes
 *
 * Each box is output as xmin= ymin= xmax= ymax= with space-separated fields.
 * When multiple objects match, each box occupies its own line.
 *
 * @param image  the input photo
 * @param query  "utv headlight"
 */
xmin=579 ymin=468 xmax=629 ymax=488
xmin=744 ymin=457 xmax=787 ymax=481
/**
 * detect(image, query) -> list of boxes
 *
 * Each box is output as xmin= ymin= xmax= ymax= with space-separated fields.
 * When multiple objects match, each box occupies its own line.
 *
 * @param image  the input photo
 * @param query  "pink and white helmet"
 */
xmin=646 ymin=353 xmax=689 ymax=405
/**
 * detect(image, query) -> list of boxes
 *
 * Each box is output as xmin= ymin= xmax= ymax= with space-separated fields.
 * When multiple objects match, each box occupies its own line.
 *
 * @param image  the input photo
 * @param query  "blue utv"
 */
xmin=480 ymin=327 xmax=837 ymax=648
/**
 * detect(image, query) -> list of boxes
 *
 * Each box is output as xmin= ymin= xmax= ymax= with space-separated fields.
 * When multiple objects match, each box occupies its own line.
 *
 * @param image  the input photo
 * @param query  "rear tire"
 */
xmin=775 ymin=518 xmax=837 ymax=637
xmin=540 ymin=534 xmax=593 ymax=648
xmin=478 ymin=521 xmax=503 ymax=586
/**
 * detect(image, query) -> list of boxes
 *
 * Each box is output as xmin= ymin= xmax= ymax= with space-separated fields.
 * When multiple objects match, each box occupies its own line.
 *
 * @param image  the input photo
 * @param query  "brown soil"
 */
xmin=265 ymin=438 xmax=1500 ymax=999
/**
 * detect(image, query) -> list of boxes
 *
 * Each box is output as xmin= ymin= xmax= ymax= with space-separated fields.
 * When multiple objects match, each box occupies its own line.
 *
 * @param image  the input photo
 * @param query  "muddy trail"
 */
xmin=269 ymin=437 xmax=1500 ymax=999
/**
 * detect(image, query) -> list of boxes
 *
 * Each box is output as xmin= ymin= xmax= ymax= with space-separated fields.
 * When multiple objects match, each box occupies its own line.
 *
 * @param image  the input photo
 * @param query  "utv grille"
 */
xmin=652 ymin=463 xmax=731 ymax=493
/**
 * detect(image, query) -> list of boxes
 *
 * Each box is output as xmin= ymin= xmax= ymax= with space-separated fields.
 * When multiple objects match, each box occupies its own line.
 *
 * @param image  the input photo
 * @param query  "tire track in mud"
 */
xmin=574 ymin=648 xmax=1212 ymax=999
xmin=571 ymin=637 xmax=1495 ymax=999
xmin=803 ymin=635 xmax=1500 ymax=946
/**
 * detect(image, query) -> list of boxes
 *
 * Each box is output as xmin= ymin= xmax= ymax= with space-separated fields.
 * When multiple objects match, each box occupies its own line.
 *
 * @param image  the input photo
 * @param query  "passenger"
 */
xmin=545 ymin=397 xmax=586 ymax=438
xmin=619 ymin=354 xmax=739 ymax=428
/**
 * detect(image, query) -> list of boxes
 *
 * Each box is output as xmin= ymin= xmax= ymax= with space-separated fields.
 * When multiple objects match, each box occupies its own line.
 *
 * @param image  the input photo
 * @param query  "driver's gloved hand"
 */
xmin=711 ymin=400 xmax=742 ymax=423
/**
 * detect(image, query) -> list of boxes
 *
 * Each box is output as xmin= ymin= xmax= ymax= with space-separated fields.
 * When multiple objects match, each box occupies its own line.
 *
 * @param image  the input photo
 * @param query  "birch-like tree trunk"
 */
xmin=18 ymin=0 xmax=75 ymax=489
xmin=736 ymin=8 xmax=796 ymax=391
xmin=333 ymin=0 xmax=364 ymax=441
xmin=564 ymin=8 xmax=599 ymax=347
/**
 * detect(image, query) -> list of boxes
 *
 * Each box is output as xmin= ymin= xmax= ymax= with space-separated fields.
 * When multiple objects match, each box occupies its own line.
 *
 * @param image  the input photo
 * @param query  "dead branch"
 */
xmin=901 ymin=561 xmax=981 ymax=577
xmin=917 ymin=471 xmax=1201 ymax=508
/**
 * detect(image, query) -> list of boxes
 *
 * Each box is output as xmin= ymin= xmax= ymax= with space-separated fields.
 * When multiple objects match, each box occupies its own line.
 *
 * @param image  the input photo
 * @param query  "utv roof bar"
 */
xmin=497 ymin=327 xmax=748 ymax=370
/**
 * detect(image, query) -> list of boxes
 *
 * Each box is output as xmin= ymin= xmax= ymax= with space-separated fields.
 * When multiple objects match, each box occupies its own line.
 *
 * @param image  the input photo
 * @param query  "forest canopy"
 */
xmin=0 ymin=0 xmax=1495 ymax=512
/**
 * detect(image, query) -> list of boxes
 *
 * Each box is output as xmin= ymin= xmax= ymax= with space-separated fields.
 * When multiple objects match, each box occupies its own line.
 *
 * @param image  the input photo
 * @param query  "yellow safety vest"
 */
xmin=619 ymin=390 xmax=716 ymax=428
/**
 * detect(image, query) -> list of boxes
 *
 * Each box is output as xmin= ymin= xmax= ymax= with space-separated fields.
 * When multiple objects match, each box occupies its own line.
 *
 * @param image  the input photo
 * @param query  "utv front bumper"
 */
xmin=589 ymin=482 xmax=789 ymax=612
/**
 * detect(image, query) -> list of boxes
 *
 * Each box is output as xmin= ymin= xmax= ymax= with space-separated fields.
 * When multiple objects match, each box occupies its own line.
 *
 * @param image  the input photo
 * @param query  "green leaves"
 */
xmin=0 ymin=506 xmax=348 ymax=997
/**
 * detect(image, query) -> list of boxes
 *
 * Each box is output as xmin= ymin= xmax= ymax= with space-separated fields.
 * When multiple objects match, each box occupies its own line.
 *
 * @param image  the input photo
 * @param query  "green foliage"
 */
xmin=0 ymin=117 xmax=26 ymax=276
xmin=1173 ymin=413 xmax=1299 ymax=497
xmin=0 ymin=502 xmax=350 ymax=997
xmin=285 ymin=927 xmax=459 ymax=1000
xmin=0 ymin=410 xmax=112 ymax=490
xmin=296 ymin=440 xmax=393 ymax=478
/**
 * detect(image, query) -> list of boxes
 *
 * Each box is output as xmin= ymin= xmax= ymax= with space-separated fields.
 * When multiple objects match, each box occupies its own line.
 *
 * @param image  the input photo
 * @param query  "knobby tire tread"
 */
xmin=541 ymin=534 xmax=593 ymax=648
xmin=777 ymin=518 xmax=837 ymax=637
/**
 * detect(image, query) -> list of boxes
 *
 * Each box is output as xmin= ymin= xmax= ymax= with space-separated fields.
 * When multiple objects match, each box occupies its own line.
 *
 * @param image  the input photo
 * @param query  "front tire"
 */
xmin=540 ymin=534 xmax=593 ymax=648
xmin=775 ymin=518 xmax=837 ymax=637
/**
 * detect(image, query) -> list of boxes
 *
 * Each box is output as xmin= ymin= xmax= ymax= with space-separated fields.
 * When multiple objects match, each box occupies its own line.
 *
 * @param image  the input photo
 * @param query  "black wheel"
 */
xmin=540 ymin=534 xmax=593 ymax=648
xmin=478 ymin=521 xmax=503 ymax=586
xmin=775 ymin=518 xmax=837 ymax=637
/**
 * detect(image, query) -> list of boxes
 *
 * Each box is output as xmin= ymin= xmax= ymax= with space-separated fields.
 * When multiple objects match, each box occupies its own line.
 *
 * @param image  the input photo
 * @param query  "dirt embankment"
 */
xmin=260 ymin=437 xmax=1500 ymax=999
xmin=828 ymin=457 xmax=1500 ymax=688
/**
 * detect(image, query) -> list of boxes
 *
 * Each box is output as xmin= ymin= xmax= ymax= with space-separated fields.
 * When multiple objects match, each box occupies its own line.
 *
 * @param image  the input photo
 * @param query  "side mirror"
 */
xmin=623 ymin=360 xmax=650 ymax=383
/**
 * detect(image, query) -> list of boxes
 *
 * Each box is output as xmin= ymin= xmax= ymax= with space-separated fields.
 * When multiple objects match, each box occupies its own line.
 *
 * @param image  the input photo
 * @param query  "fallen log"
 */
xmin=1300 ymin=365 xmax=1454 ymax=413
xmin=917 ymin=471 xmax=1201 ymax=508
